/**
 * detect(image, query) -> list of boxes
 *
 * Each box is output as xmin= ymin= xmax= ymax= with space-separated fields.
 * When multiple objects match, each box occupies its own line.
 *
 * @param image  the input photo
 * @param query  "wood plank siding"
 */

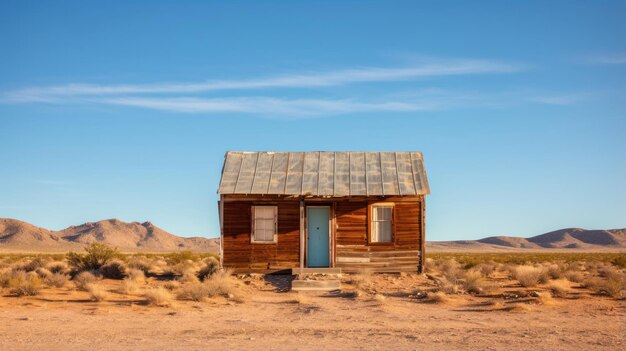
xmin=221 ymin=196 xmax=424 ymax=273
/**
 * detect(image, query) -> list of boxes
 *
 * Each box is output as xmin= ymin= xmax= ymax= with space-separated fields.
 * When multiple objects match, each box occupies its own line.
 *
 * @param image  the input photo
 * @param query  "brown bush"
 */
xmin=144 ymin=287 xmax=173 ymax=306
xmin=73 ymin=271 xmax=97 ymax=291
xmin=595 ymin=271 xmax=625 ymax=297
xmin=126 ymin=268 xmax=145 ymax=282
xmin=197 ymin=256 xmax=220 ymax=281
xmin=99 ymin=259 xmax=127 ymax=279
xmin=548 ymin=279 xmax=570 ymax=297
xmin=512 ymin=265 xmax=545 ymax=287
xmin=461 ymin=269 xmax=486 ymax=294
xmin=126 ymin=256 xmax=156 ymax=274
xmin=7 ymin=271 xmax=41 ymax=296
xmin=45 ymin=272 xmax=69 ymax=288
xmin=425 ymin=291 xmax=452 ymax=304
xmin=86 ymin=284 xmax=107 ymax=302
xmin=122 ymin=278 xmax=140 ymax=294
xmin=46 ymin=261 xmax=68 ymax=274
xmin=565 ymin=271 xmax=584 ymax=283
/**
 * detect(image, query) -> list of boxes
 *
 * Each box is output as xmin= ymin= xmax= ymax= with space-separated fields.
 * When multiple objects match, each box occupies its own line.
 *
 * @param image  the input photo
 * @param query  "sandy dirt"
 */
xmin=1 ymin=274 xmax=624 ymax=351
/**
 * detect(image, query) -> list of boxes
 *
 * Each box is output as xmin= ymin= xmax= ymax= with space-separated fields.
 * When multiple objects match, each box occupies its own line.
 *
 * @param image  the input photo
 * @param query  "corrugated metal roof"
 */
xmin=218 ymin=151 xmax=430 ymax=196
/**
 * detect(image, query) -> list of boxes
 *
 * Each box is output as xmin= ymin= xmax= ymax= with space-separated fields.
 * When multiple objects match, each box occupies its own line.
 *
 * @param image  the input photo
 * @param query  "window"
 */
xmin=251 ymin=206 xmax=277 ymax=243
xmin=370 ymin=204 xmax=393 ymax=243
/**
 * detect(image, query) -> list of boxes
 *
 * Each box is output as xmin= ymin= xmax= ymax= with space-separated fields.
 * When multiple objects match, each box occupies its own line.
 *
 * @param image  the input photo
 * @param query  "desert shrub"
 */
xmin=46 ymin=261 xmax=68 ymax=274
xmin=162 ymin=280 xmax=181 ymax=291
xmin=461 ymin=269 xmax=488 ymax=294
xmin=35 ymin=267 xmax=52 ymax=279
xmin=611 ymin=255 xmax=626 ymax=269
xmin=121 ymin=278 xmax=140 ymax=294
xmin=0 ymin=269 xmax=11 ymax=288
xmin=177 ymin=268 xmax=200 ymax=284
xmin=126 ymin=268 xmax=145 ymax=282
xmin=512 ymin=265 xmax=546 ymax=287
xmin=425 ymin=291 xmax=451 ymax=304
xmin=440 ymin=259 xmax=463 ymax=282
xmin=595 ymin=271 xmax=625 ymax=297
xmin=73 ymin=271 xmax=97 ymax=291
xmin=45 ymin=272 xmax=69 ymax=288
xmin=67 ymin=243 xmax=121 ymax=272
xmin=86 ymin=284 xmax=106 ymax=302
xmin=126 ymin=256 xmax=155 ymax=274
xmin=197 ymin=257 xmax=220 ymax=281
xmin=99 ymin=259 xmax=127 ymax=279
xmin=202 ymin=269 xmax=235 ymax=297
xmin=7 ymin=271 xmax=41 ymax=296
xmin=439 ymin=280 xmax=460 ymax=294
xmin=581 ymin=276 xmax=603 ymax=290
xmin=165 ymin=251 xmax=196 ymax=265
xmin=476 ymin=263 xmax=496 ymax=277
xmin=144 ymin=287 xmax=173 ymax=306
xmin=545 ymin=264 xmax=564 ymax=280
xmin=565 ymin=271 xmax=584 ymax=283
xmin=23 ymin=256 xmax=51 ymax=272
xmin=565 ymin=271 xmax=585 ymax=283
xmin=548 ymin=279 xmax=570 ymax=297
xmin=177 ymin=282 xmax=209 ymax=301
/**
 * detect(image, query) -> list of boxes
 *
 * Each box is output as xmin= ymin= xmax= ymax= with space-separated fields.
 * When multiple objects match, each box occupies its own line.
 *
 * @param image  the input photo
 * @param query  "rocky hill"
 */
xmin=0 ymin=218 xmax=218 ymax=253
xmin=428 ymin=228 xmax=626 ymax=252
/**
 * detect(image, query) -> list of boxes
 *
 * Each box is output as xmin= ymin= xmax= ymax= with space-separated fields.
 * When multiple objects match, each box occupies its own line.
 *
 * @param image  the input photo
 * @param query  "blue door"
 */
xmin=306 ymin=207 xmax=330 ymax=267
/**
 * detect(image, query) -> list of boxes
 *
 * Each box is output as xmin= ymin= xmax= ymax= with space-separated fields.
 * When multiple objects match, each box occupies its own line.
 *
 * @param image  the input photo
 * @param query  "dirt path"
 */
xmin=1 ymin=289 xmax=624 ymax=351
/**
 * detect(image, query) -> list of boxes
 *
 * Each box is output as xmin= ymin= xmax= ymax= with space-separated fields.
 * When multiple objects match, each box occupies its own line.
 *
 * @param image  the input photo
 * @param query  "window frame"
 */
xmin=250 ymin=205 xmax=278 ymax=244
xmin=368 ymin=202 xmax=395 ymax=245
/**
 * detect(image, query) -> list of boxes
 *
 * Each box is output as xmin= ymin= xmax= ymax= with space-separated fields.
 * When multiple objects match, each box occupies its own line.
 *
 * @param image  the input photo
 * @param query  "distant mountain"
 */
xmin=427 ymin=228 xmax=626 ymax=252
xmin=0 ymin=218 xmax=219 ymax=253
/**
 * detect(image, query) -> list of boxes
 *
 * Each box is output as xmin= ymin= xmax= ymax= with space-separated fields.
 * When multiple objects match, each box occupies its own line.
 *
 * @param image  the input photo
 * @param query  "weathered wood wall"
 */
xmin=222 ymin=201 xmax=300 ymax=272
xmin=221 ymin=196 xmax=423 ymax=273
xmin=335 ymin=200 xmax=422 ymax=273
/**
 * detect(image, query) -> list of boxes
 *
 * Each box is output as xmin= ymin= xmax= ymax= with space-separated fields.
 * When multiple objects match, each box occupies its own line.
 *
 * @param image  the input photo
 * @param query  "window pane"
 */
xmin=380 ymin=221 xmax=392 ymax=242
xmin=253 ymin=206 xmax=277 ymax=242
xmin=371 ymin=206 xmax=392 ymax=243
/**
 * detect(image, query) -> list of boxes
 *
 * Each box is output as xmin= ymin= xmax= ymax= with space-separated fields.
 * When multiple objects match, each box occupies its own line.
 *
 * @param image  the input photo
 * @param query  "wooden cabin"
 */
xmin=217 ymin=151 xmax=430 ymax=274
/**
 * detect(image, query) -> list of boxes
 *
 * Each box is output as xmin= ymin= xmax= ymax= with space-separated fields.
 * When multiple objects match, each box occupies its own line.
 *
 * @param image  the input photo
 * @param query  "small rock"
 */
xmin=18 ymin=317 xmax=31 ymax=321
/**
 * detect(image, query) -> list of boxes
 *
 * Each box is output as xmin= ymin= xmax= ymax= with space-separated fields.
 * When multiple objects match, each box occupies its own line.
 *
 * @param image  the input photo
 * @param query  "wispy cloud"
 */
xmin=99 ymin=96 xmax=444 ymax=117
xmin=2 ymin=59 xmax=524 ymax=103
xmin=583 ymin=53 xmax=626 ymax=65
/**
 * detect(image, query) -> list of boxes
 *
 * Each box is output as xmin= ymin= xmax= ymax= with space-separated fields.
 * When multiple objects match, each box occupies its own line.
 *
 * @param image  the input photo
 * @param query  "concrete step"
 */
xmin=291 ymin=267 xmax=342 ymax=275
xmin=291 ymin=279 xmax=341 ymax=291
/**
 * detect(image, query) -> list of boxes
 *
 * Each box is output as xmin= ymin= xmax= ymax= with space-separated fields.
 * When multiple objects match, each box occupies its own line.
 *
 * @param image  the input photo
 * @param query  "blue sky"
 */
xmin=1 ymin=1 xmax=624 ymax=240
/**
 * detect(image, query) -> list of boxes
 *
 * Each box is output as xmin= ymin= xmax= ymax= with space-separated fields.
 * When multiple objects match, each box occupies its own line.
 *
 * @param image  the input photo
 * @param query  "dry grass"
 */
xmin=512 ymin=265 xmax=546 ymax=287
xmin=99 ymin=259 xmax=127 ymax=279
xmin=73 ymin=271 xmax=97 ymax=291
xmin=46 ymin=261 xmax=68 ymax=274
xmin=144 ymin=287 xmax=173 ymax=307
xmin=548 ymin=279 xmax=570 ymax=297
xmin=45 ymin=272 xmax=69 ymax=288
xmin=177 ymin=270 xmax=235 ymax=301
xmin=121 ymin=278 xmax=140 ymax=294
xmin=162 ymin=280 xmax=181 ymax=291
xmin=86 ymin=283 xmax=107 ymax=302
xmin=126 ymin=268 xmax=145 ymax=282
xmin=5 ymin=271 xmax=42 ymax=296
xmin=424 ymin=291 xmax=452 ymax=304
xmin=565 ymin=271 xmax=584 ymax=283
xmin=197 ymin=256 xmax=220 ymax=281
xmin=461 ymin=269 xmax=486 ymax=294
xmin=595 ymin=270 xmax=625 ymax=297
xmin=126 ymin=256 xmax=157 ymax=274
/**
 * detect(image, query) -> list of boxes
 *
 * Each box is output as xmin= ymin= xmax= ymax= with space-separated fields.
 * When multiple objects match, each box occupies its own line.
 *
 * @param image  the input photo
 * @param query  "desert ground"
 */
xmin=1 ymin=249 xmax=624 ymax=351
